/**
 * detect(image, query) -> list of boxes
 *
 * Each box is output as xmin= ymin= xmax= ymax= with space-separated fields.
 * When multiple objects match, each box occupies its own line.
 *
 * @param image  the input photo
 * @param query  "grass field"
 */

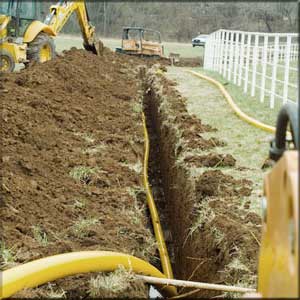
xmin=191 ymin=67 xmax=281 ymax=126
xmin=166 ymin=67 xmax=272 ymax=214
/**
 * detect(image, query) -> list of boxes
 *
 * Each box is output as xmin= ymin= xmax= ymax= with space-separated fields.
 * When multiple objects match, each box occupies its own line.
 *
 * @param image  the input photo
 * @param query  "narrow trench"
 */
xmin=142 ymin=97 xmax=176 ymax=276
xmin=141 ymin=82 xmax=219 ymax=298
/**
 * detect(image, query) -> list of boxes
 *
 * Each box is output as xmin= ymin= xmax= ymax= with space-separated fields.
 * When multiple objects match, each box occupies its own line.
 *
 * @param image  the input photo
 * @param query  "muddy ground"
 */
xmin=1 ymin=47 xmax=260 ymax=299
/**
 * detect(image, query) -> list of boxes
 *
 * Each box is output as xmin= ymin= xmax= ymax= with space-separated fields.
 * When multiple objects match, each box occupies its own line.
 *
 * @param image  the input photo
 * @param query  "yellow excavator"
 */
xmin=0 ymin=0 xmax=99 ymax=72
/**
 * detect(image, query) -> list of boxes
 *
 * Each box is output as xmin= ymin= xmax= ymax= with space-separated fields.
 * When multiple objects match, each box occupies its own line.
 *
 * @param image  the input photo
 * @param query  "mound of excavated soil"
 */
xmin=0 ymin=49 xmax=165 ymax=298
xmin=196 ymin=170 xmax=252 ymax=199
xmin=184 ymin=153 xmax=236 ymax=168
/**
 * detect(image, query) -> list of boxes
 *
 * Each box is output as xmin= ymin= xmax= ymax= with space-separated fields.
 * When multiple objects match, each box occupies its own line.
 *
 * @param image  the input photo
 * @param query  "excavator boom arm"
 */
xmin=44 ymin=1 xmax=96 ymax=49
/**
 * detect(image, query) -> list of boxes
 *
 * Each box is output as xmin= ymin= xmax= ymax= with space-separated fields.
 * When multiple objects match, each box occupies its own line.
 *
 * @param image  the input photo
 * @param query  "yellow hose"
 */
xmin=142 ymin=112 xmax=174 ymax=280
xmin=0 ymin=251 xmax=176 ymax=299
xmin=187 ymin=70 xmax=276 ymax=134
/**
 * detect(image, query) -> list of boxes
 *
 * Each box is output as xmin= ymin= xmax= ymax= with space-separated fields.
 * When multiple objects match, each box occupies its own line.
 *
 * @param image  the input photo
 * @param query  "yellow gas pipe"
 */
xmin=187 ymin=70 xmax=276 ymax=134
xmin=0 ymin=251 xmax=176 ymax=298
xmin=142 ymin=112 xmax=174 ymax=280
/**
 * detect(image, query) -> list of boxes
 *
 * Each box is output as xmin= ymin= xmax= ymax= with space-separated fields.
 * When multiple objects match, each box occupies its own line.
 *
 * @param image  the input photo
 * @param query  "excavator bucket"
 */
xmin=83 ymin=39 xmax=104 ymax=56
xmin=94 ymin=39 xmax=104 ymax=56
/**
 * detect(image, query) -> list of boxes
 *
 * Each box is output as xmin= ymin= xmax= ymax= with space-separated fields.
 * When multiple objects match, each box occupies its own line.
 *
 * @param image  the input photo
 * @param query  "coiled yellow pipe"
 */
xmin=187 ymin=70 xmax=276 ymax=134
xmin=0 ymin=251 xmax=176 ymax=298
xmin=142 ymin=112 xmax=174 ymax=280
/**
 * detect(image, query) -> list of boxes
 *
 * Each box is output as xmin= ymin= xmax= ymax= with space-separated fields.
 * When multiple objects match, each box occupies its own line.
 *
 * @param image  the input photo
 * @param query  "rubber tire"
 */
xmin=0 ymin=50 xmax=15 ymax=72
xmin=27 ymin=33 xmax=56 ymax=63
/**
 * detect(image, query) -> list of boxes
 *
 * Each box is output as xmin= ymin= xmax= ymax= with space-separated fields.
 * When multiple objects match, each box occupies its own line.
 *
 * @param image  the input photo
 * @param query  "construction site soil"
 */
xmin=1 ymin=47 xmax=260 ymax=298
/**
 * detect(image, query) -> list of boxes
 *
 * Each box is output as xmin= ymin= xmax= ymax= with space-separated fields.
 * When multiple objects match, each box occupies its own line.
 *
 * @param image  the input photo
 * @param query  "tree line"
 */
xmin=44 ymin=2 xmax=298 ymax=42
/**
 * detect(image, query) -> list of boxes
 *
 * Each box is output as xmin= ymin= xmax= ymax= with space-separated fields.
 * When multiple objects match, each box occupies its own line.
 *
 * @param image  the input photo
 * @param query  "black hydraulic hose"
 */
xmin=270 ymin=102 xmax=299 ymax=161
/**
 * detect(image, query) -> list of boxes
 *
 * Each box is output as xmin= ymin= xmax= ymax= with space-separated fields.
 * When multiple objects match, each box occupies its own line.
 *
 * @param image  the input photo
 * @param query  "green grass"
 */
xmin=72 ymin=217 xmax=98 ymax=238
xmin=191 ymin=67 xmax=283 ymax=126
xmin=32 ymin=226 xmax=49 ymax=246
xmin=89 ymin=266 xmax=137 ymax=298
xmin=190 ymin=58 xmax=298 ymax=122
xmin=166 ymin=67 xmax=272 ymax=214
xmin=69 ymin=166 xmax=98 ymax=184
xmin=0 ymin=242 xmax=17 ymax=269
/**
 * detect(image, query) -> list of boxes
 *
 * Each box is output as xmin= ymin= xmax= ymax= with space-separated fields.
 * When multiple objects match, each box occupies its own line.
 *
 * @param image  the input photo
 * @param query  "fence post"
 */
xmin=233 ymin=32 xmax=240 ymax=84
xmin=219 ymin=30 xmax=225 ymax=74
xmin=243 ymin=33 xmax=251 ymax=94
xmin=260 ymin=35 xmax=268 ymax=103
xmin=214 ymin=31 xmax=221 ymax=71
xmin=251 ymin=34 xmax=259 ymax=97
xmin=228 ymin=31 xmax=234 ymax=80
xmin=223 ymin=31 xmax=229 ymax=78
xmin=270 ymin=35 xmax=279 ymax=109
xmin=204 ymin=35 xmax=210 ymax=69
xmin=211 ymin=32 xmax=216 ymax=70
xmin=283 ymin=35 xmax=291 ymax=104
xmin=238 ymin=32 xmax=245 ymax=86
xmin=291 ymin=43 xmax=294 ymax=61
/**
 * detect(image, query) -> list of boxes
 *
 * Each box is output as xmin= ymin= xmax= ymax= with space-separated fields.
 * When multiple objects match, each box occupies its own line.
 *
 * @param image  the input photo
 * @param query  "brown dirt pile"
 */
xmin=148 ymin=73 xmax=224 ymax=152
xmin=184 ymin=153 xmax=236 ymax=168
xmin=0 ymin=49 xmax=163 ymax=297
xmin=196 ymin=170 xmax=252 ymax=199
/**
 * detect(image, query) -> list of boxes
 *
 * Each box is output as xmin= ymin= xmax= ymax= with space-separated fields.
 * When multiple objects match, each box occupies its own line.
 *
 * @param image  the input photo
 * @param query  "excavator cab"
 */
xmin=0 ymin=0 xmax=42 ymax=38
xmin=0 ymin=0 xmax=99 ymax=72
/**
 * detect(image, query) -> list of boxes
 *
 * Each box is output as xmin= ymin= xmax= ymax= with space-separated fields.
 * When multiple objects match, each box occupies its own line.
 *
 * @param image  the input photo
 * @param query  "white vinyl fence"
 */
xmin=204 ymin=29 xmax=299 ymax=108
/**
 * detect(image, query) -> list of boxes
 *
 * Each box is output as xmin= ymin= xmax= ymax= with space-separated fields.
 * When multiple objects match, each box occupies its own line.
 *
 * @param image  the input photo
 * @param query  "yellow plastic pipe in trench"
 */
xmin=142 ymin=112 xmax=174 ymax=280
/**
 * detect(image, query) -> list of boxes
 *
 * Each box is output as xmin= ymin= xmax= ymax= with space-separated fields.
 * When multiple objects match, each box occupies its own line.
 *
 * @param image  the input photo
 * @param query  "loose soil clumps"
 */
xmin=142 ymin=66 xmax=261 ymax=297
xmin=0 ymin=49 xmax=163 ymax=298
xmin=1 ymin=46 xmax=261 ymax=298
xmin=184 ymin=153 xmax=236 ymax=168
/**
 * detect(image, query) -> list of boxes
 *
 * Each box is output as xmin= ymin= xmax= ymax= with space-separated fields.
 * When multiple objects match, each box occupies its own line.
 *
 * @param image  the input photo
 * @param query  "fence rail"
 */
xmin=204 ymin=29 xmax=299 ymax=108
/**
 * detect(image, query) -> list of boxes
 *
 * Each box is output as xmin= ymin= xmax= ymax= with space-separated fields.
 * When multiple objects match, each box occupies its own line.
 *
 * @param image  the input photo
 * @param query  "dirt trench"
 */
xmin=1 ymin=47 xmax=260 ymax=298
xmin=141 ymin=67 xmax=261 ymax=298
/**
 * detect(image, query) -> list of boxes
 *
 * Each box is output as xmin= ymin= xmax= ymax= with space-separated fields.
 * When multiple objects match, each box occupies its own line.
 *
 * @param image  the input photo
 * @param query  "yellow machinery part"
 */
xmin=258 ymin=151 xmax=298 ymax=297
xmin=0 ymin=15 xmax=10 ymax=40
xmin=23 ymin=20 xmax=56 ymax=43
xmin=0 ymin=251 xmax=177 ymax=299
xmin=45 ymin=2 xmax=96 ymax=49
xmin=0 ymin=54 xmax=10 ymax=71
xmin=39 ymin=42 xmax=52 ymax=62
xmin=0 ymin=41 xmax=27 ymax=63
xmin=142 ymin=112 xmax=174 ymax=280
